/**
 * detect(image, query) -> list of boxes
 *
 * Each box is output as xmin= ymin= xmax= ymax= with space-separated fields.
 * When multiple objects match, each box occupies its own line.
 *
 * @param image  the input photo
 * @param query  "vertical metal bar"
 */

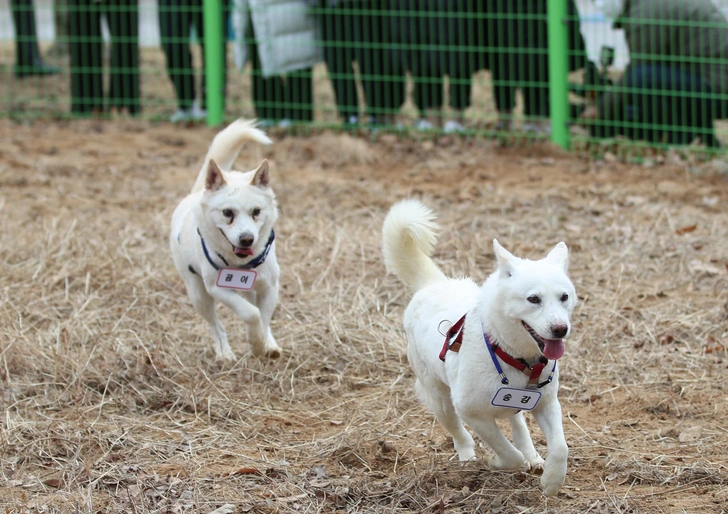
xmin=547 ymin=0 xmax=569 ymax=149
xmin=203 ymin=0 xmax=224 ymax=126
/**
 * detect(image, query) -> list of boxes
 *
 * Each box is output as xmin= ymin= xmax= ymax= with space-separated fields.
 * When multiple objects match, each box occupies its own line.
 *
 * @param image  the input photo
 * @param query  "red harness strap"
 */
xmin=439 ymin=314 xmax=549 ymax=387
xmin=492 ymin=345 xmax=548 ymax=387
xmin=439 ymin=315 xmax=467 ymax=362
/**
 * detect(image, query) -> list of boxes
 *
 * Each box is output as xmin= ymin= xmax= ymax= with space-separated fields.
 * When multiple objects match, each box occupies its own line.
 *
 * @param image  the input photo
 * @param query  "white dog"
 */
xmin=170 ymin=119 xmax=282 ymax=361
xmin=382 ymin=199 xmax=577 ymax=496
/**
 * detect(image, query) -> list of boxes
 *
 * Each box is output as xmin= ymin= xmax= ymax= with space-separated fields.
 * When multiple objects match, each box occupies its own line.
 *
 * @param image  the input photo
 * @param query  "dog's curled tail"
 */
xmin=382 ymin=199 xmax=446 ymax=291
xmin=192 ymin=118 xmax=272 ymax=193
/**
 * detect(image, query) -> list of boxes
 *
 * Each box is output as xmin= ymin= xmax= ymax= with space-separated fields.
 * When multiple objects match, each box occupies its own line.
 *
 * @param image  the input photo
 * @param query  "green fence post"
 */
xmin=547 ymin=0 xmax=569 ymax=149
xmin=203 ymin=0 xmax=224 ymax=126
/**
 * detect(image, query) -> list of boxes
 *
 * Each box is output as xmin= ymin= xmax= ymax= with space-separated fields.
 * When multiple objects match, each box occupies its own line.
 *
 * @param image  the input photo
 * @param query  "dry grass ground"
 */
xmin=1 ymin=119 xmax=728 ymax=513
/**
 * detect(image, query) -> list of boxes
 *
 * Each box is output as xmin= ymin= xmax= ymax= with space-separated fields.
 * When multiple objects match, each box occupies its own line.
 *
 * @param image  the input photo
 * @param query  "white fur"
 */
xmin=170 ymin=119 xmax=282 ymax=361
xmin=382 ymin=199 xmax=577 ymax=496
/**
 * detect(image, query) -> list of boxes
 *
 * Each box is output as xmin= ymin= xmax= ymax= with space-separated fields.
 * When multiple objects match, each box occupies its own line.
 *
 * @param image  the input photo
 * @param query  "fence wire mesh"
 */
xmin=2 ymin=0 xmax=728 ymax=152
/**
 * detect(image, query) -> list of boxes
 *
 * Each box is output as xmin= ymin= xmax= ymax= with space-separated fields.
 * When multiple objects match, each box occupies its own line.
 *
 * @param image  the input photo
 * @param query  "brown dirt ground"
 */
xmin=1 ymin=119 xmax=728 ymax=513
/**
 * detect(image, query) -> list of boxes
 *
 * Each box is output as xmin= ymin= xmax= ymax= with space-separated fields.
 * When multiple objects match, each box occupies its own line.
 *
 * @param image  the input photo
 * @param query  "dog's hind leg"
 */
xmin=255 ymin=281 xmax=282 ymax=359
xmin=509 ymin=412 xmax=544 ymax=471
xmin=187 ymin=282 xmax=236 ymax=361
xmin=415 ymin=379 xmax=476 ymax=461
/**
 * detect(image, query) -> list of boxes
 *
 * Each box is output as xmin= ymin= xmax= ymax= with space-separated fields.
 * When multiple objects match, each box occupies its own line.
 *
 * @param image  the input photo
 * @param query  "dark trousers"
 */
xmin=319 ymin=0 xmax=406 ymax=121
xmin=11 ymin=0 xmax=42 ymax=68
xmin=488 ymin=0 xmax=588 ymax=118
xmin=592 ymin=64 xmax=721 ymax=147
xmin=158 ymin=0 xmax=228 ymax=111
xmin=394 ymin=0 xmax=478 ymax=114
xmin=246 ymin=15 xmax=313 ymax=122
xmin=68 ymin=0 xmax=140 ymax=114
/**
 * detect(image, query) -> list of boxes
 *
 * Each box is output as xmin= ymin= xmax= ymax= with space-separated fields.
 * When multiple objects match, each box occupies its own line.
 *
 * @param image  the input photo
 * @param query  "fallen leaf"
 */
xmin=659 ymin=334 xmax=675 ymax=345
xmin=43 ymin=478 xmax=62 ymax=489
xmin=675 ymin=224 xmax=697 ymax=235
xmin=221 ymin=467 xmax=262 ymax=477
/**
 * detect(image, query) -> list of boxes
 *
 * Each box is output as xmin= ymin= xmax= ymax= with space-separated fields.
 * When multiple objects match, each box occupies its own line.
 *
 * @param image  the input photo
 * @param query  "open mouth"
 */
xmin=219 ymin=229 xmax=255 ymax=258
xmin=522 ymin=321 xmax=565 ymax=360
xmin=233 ymin=246 xmax=254 ymax=258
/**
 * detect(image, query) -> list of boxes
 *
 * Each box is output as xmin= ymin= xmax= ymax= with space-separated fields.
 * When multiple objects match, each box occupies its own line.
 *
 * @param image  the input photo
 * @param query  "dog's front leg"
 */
xmin=255 ymin=279 xmax=282 ymax=359
xmin=209 ymin=286 xmax=267 ymax=356
xmin=463 ymin=415 xmax=525 ymax=470
xmin=510 ymin=412 xmax=544 ymax=471
xmin=532 ymin=400 xmax=568 ymax=496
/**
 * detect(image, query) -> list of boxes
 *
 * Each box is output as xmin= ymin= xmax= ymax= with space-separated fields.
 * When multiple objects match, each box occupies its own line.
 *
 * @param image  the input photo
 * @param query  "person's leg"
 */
xmin=283 ymin=68 xmax=314 ymax=122
xmin=320 ymin=2 xmax=359 ymax=122
xmin=358 ymin=0 xmax=405 ymax=124
xmin=486 ymin=0 xmax=516 ymax=128
xmin=68 ymin=0 xmax=104 ymax=114
xmin=627 ymin=64 xmax=718 ymax=147
xmin=445 ymin=0 xmax=475 ymax=131
xmin=159 ymin=0 xmax=196 ymax=112
xmin=106 ymin=0 xmax=140 ymax=114
xmin=11 ymin=0 xmax=60 ymax=77
xmin=518 ymin=1 xmax=549 ymax=124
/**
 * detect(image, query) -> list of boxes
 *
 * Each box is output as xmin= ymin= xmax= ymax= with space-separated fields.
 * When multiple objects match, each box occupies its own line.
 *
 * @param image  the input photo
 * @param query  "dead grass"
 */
xmin=1 ymin=119 xmax=728 ymax=513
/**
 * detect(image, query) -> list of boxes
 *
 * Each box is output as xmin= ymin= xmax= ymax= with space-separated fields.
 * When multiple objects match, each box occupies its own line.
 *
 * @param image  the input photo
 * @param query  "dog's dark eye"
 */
xmin=222 ymin=209 xmax=234 ymax=220
xmin=560 ymin=293 xmax=569 ymax=302
xmin=527 ymin=295 xmax=541 ymax=305
xmin=251 ymin=208 xmax=261 ymax=219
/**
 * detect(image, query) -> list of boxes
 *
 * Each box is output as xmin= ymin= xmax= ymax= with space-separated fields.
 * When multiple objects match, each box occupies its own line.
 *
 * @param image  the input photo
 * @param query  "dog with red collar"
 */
xmin=382 ymin=199 xmax=577 ymax=496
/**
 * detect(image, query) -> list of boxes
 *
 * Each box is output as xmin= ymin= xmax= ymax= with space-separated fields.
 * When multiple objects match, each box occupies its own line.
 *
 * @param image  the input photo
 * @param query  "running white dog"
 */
xmin=382 ymin=199 xmax=576 ymax=496
xmin=170 ymin=119 xmax=282 ymax=361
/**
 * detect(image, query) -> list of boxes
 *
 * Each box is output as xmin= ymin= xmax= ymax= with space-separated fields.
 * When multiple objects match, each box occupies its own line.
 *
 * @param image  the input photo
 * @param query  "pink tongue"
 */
xmin=543 ymin=339 xmax=565 ymax=360
xmin=235 ymin=247 xmax=254 ymax=256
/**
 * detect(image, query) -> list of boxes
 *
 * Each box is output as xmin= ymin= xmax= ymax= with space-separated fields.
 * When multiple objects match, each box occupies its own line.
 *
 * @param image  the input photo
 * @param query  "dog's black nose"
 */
xmin=551 ymin=324 xmax=568 ymax=339
xmin=238 ymin=234 xmax=254 ymax=247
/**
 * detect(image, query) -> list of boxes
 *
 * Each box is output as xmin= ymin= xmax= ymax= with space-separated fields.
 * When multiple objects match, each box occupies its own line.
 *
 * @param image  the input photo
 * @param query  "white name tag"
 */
xmin=216 ymin=268 xmax=257 ymax=290
xmin=491 ymin=387 xmax=542 ymax=411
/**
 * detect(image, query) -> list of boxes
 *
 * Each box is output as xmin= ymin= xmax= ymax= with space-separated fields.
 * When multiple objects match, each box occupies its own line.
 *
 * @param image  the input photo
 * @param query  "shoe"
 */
xmin=170 ymin=101 xmax=207 ymax=123
xmin=522 ymin=121 xmax=552 ymax=135
xmin=14 ymin=58 xmax=60 ymax=79
xmin=443 ymin=120 xmax=466 ymax=134
xmin=415 ymin=118 xmax=435 ymax=131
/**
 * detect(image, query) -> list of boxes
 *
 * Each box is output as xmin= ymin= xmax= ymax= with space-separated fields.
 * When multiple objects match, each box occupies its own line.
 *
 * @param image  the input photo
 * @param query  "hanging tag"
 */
xmin=216 ymin=268 xmax=257 ymax=290
xmin=491 ymin=387 xmax=542 ymax=411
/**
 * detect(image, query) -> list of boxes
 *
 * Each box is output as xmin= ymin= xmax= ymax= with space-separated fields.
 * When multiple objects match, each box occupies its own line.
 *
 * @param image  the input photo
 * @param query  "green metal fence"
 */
xmin=2 ymin=0 xmax=728 ymax=153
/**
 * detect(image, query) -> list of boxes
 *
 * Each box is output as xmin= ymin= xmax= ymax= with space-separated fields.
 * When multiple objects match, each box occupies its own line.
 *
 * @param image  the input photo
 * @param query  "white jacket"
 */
xmin=233 ymin=0 xmax=323 ymax=78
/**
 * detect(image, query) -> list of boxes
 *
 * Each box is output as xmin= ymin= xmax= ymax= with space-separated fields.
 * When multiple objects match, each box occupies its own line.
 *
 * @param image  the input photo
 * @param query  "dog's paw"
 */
xmin=265 ymin=347 xmax=281 ymax=359
xmin=523 ymin=455 xmax=545 ymax=474
xmin=540 ymin=466 xmax=566 ymax=497
xmin=456 ymin=448 xmax=477 ymax=462
xmin=215 ymin=349 xmax=237 ymax=361
xmin=487 ymin=454 xmax=524 ymax=470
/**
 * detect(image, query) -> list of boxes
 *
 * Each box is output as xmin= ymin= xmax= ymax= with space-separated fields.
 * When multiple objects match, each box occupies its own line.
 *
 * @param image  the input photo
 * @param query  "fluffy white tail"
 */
xmin=382 ymin=199 xmax=446 ymax=291
xmin=192 ymin=118 xmax=272 ymax=192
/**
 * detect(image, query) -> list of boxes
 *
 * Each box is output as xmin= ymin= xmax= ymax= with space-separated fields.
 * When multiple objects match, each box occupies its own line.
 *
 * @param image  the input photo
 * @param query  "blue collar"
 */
xmin=198 ymin=228 xmax=275 ymax=271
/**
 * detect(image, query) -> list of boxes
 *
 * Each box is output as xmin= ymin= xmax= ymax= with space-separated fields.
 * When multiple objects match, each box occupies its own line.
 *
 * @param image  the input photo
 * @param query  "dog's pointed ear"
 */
xmin=546 ymin=242 xmax=569 ymax=272
xmin=493 ymin=239 xmax=515 ymax=278
xmin=205 ymin=159 xmax=226 ymax=191
xmin=250 ymin=159 xmax=270 ymax=188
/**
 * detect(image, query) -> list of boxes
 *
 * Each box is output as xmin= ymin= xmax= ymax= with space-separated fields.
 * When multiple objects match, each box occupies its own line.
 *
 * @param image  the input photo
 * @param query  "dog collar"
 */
xmin=484 ymin=332 xmax=556 ymax=389
xmin=198 ymin=228 xmax=275 ymax=271
xmin=438 ymin=314 xmax=556 ymax=389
